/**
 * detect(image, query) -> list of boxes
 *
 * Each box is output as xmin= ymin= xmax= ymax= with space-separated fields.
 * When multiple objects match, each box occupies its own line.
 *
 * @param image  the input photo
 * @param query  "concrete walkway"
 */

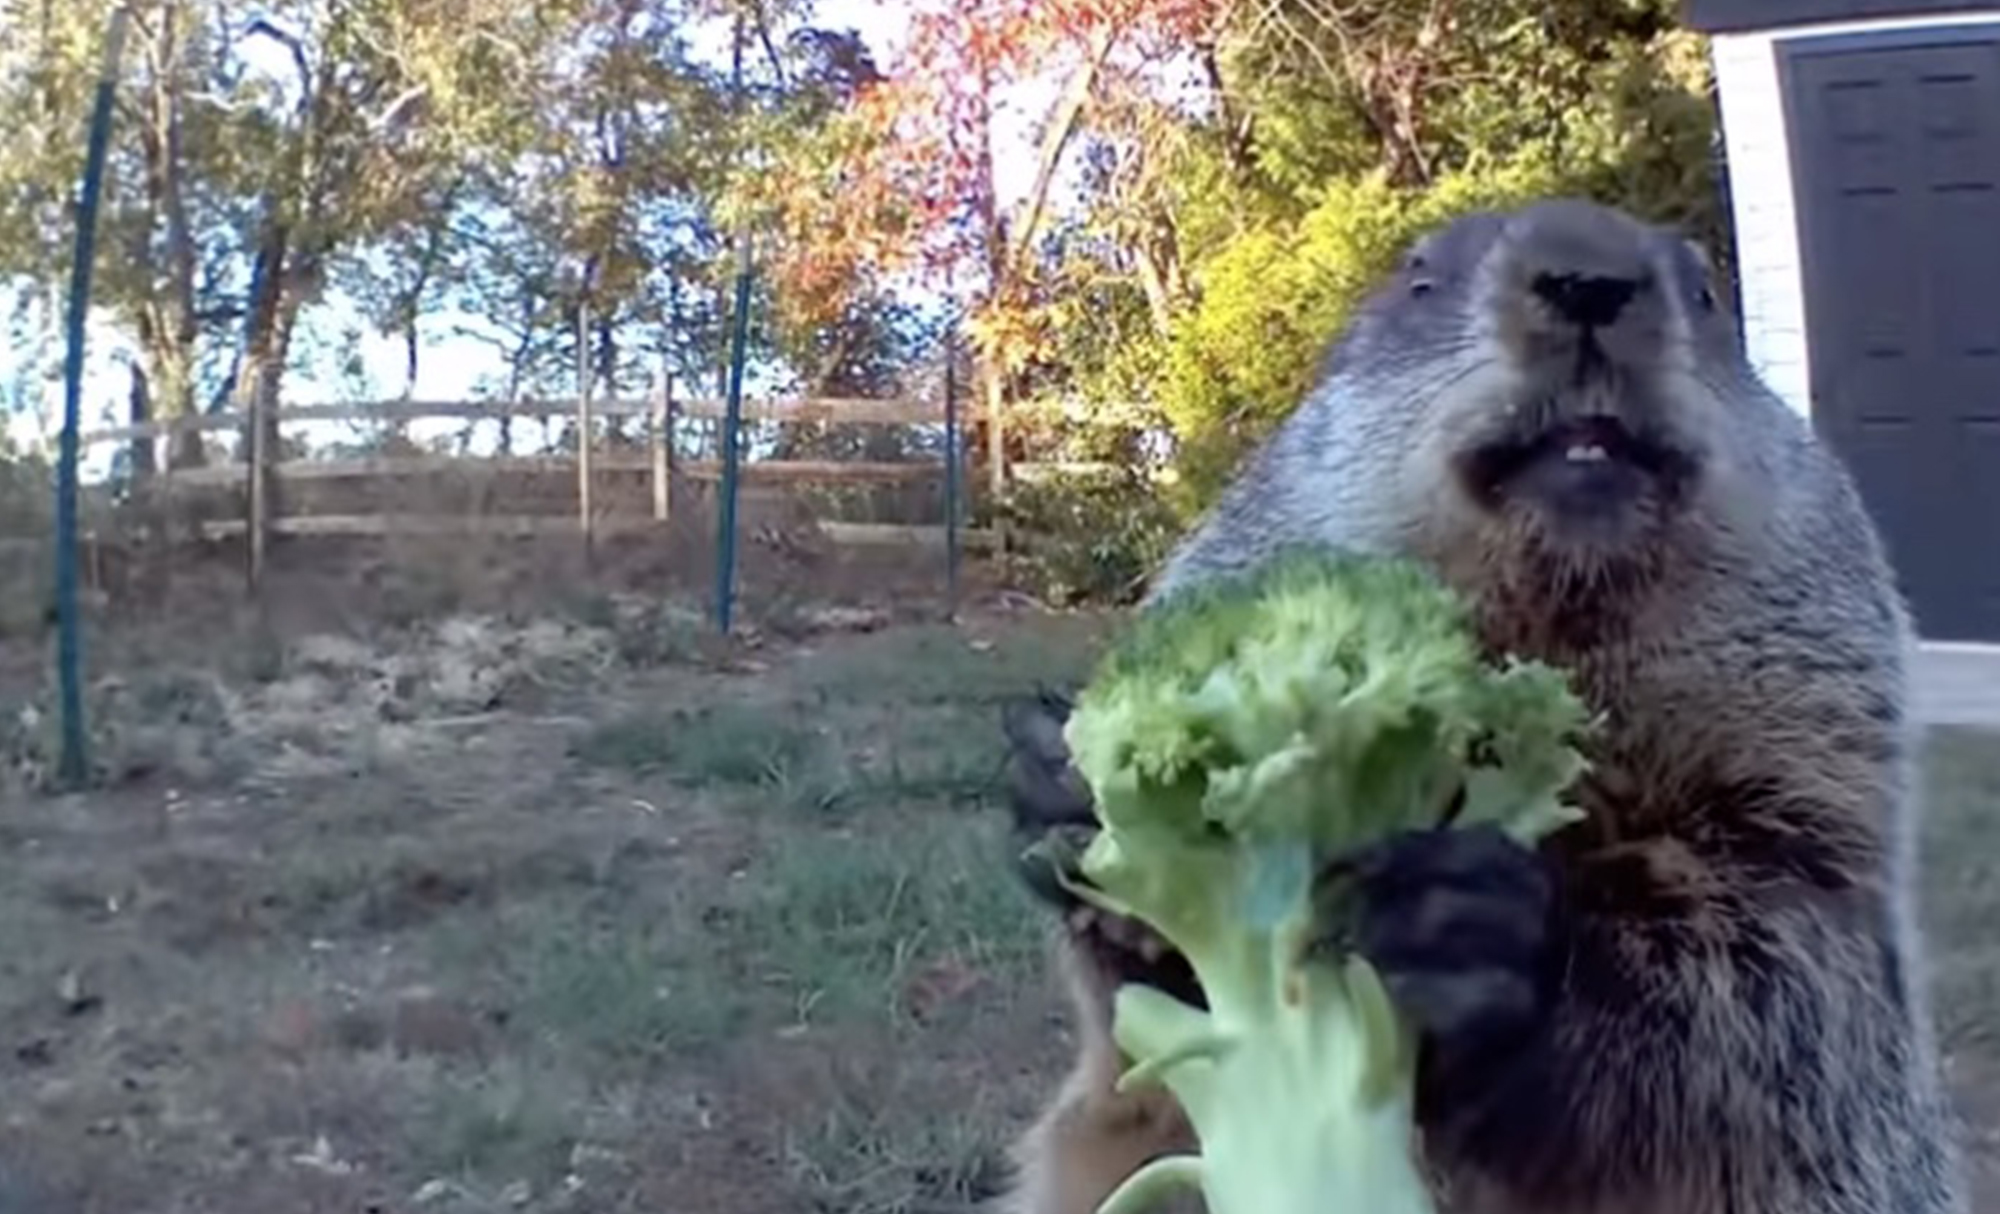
xmin=1914 ymin=642 xmax=2000 ymax=728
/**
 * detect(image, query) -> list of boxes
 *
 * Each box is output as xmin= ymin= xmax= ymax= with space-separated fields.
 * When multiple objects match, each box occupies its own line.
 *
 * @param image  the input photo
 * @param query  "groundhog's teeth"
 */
xmin=1565 ymin=444 xmax=1609 ymax=463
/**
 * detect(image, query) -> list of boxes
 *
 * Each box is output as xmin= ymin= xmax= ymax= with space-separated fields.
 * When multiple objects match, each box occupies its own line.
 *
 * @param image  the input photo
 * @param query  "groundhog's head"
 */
xmin=1333 ymin=197 xmax=1767 ymax=576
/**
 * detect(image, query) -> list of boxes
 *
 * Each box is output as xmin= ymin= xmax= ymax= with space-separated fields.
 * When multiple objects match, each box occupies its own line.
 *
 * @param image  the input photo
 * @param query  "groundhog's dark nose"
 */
xmin=1531 ymin=271 xmax=1640 ymax=330
xmin=1503 ymin=198 xmax=1658 ymax=336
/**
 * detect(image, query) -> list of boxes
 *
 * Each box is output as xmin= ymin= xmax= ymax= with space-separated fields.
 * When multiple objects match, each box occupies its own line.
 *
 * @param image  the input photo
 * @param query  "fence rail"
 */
xmin=64 ymin=392 xmax=1019 ymax=591
xmin=154 ymin=454 xmax=949 ymax=488
xmin=189 ymin=514 xmax=1001 ymax=549
xmin=81 ymin=393 xmax=986 ymax=446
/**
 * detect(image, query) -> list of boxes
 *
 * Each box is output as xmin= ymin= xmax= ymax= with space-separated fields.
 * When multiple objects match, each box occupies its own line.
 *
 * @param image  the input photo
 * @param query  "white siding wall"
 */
xmin=1712 ymin=32 xmax=1814 ymax=417
xmin=1709 ymin=10 xmax=2000 ymax=419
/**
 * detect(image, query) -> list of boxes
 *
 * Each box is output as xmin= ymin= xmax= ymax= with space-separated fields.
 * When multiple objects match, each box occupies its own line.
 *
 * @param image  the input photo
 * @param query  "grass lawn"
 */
xmin=0 ymin=599 xmax=1993 ymax=1213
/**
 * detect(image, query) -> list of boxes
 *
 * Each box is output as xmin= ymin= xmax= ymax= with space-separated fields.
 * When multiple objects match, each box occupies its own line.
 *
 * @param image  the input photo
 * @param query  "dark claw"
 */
xmin=1016 ymin=824 xmax=1096 ymax=908
xmin=1002 ymin=688 xmax=1102 ymax=914
xmin=1001 ymin=688 xmax=1097 ymax=833
xmin=998 ymin=689 xmax=1206 ymax=1008
xmin=1328 ymin=823 xmax=1564 ymax=1088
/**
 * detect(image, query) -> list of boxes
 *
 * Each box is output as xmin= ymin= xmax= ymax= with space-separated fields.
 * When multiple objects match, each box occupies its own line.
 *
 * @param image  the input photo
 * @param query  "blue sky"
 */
xmin=3 ymin=0 xmax=1062 ymax=472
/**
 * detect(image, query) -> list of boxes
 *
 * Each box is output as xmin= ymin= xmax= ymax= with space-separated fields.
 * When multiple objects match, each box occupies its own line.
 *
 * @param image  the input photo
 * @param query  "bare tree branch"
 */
xmin=1004 ymin=20 xmax=1119 ymax=290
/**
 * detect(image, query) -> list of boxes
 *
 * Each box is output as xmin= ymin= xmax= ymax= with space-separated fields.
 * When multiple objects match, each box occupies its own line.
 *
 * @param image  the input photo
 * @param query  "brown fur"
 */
xmin=996 ymin=198 xmax=1965 ymax=1214
xmin=1004 ymin=939 xmax=1201 ymax=1214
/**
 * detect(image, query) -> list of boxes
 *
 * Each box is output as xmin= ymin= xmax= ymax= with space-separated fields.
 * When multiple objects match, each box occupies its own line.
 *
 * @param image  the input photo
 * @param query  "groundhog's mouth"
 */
xmin=1457 ymin=414 xmax=1695 ymax=517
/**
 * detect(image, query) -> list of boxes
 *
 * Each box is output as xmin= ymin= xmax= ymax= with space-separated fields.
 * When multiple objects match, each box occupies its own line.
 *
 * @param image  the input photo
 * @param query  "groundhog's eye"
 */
xmin=1406 ymin=254 xmax=1435 ymax=297
xmin=1676 ymin=237 xmax=1719 ymax=313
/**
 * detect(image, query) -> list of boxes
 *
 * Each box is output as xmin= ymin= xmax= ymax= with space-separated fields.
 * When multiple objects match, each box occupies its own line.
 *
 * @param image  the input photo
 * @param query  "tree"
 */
xmin=0 ymin=0 xmax=601 ymax=476
xmin=738 ymin=0 xmax=1232 ymax=491
xmin=0 ymin=0 xmax=253 ymax=470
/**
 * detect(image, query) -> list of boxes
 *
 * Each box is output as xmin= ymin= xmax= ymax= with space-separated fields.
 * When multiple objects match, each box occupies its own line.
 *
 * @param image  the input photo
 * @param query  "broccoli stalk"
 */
xmin=1046 ymin=548 xmax=1593 ymax=1214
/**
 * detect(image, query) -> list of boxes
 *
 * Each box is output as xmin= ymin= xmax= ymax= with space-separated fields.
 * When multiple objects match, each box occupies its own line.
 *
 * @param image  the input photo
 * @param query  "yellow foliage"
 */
xmin=1156 ymin=150 xmax=1575 ymax=507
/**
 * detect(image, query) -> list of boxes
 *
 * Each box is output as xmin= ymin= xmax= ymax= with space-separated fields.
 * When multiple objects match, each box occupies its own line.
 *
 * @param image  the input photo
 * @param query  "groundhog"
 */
xmin=995 ymin=197 xmax=1968 ymax=1214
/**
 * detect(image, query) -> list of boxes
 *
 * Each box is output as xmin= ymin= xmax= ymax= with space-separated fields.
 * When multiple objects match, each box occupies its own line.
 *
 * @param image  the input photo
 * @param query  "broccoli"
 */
xmin=1038 ymin=546 xmax=1594 ymax=1214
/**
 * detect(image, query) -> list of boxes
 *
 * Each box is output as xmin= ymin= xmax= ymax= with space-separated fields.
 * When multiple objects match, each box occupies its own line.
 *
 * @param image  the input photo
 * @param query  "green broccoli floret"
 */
xmin=1047 ymin=546 xmax=1593 ymax=1214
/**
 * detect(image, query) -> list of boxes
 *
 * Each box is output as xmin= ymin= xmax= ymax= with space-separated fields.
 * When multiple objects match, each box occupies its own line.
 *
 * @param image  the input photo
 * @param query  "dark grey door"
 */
xmin=1779 ymin=26 xmax=2000 ymax=643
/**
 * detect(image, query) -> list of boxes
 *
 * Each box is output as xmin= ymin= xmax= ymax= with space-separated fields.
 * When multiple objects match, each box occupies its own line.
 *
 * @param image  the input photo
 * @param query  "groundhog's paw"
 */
xmin=1014 ymin=821 xmax=1099 ymax=912
xmin=1002 ymin=688 xmax=1103 ymax=916
xmin=1068 ymin=899 xmax=1203 ymax=1008
xmin=994 ymin=688 xmax=1198 ymax=1007
xmin=1001 ymin=688 xmax=1097 ymax=833
xmin=1063 ymin=900 xmax=1177 ymax=964
xmin=1324 ymin=823 xmax=1562 ymax=1064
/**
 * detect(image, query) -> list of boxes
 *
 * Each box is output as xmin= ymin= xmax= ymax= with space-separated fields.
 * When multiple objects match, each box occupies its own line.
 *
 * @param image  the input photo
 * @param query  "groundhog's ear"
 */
xmin=1680 ymin=236 xmax=1715 ymax=275
xmin=1401 ymin=232 xmax=1436 ymax=272
xmin=1674 ymin=236 xmax=1726 ymax=315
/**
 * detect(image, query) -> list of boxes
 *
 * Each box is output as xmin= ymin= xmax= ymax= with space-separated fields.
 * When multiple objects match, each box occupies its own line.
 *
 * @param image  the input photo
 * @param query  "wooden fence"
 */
xmin=78 ymin=390 xmax=1048 ymax=584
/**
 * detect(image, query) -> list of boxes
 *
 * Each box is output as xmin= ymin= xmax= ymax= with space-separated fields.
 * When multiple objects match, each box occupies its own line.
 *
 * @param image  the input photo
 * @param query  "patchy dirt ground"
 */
xmin=0 ymin=576 xmax=1996 ymax=1214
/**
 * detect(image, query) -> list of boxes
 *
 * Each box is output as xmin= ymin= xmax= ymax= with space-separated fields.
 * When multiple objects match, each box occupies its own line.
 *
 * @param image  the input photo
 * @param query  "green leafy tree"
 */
xmin=0 ymin=0 xmax=603 ymax=475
